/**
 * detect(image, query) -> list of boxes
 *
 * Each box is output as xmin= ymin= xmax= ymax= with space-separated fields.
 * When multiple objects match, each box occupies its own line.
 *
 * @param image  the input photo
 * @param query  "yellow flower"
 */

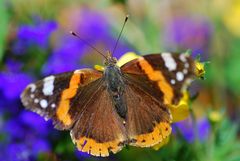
xmin=117 ymin=52 xmax=140 ymax=67
xmin=223 ymin=1 xmax=240 ymax=37
xmin=194 ymin=60 xmax=205 ymax=79
xmin=208 ymin=111 xmax=223 ymax=123
xmin=168 ymin=91 xmax=190 ymax=123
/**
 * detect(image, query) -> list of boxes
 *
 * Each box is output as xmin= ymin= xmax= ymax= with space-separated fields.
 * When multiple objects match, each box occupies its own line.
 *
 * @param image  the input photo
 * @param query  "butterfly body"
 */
xmin=104 ymin=59 xmax=127 ymax=119
xmin=21 ymin=52 xmax=197 ymax=157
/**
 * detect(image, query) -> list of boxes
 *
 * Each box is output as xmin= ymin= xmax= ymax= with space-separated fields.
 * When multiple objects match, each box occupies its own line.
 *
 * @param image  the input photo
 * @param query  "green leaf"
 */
xmin=185 ymin=49 xmax=192 ymax=55
xmin=0 ymin=0 xmax=8 ymax=63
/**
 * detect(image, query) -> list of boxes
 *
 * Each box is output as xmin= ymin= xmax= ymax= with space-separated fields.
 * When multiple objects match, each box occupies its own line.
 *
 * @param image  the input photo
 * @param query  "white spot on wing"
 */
xmin=74 ymin=70 xmax=83 ymax=74
xmin=34 ymin=98 xmax=39 ymax=103
xmin=42 ymin=76 xmax=55 ymax=96
xmin=179 ymin=54 xmax=187 ymax=62
xmin=51 ymin=104 xmax=56 ymax=108
xmin=176 ymin=72 xmax=184 ymax=81
xmin=171 ymin=79 xmax=176 ymax=84
xmin=28 ymin=84 xmax=36 ymax=92
xmin=183 ymin=69 xmax=188 ymax=74
xmin=161 ymin=53 xmax=177 ymax=71
xmin=40 ymin=99 xmax=48 ymax=109
xmin=185 ymin=63 xmax=189 ymax=68
xmin=30 ymin=94 xmax=35 ymax=98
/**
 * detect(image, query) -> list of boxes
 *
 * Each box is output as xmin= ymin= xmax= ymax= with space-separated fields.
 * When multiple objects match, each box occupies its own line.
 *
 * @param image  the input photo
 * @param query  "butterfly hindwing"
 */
xmin=21 ymin=68 xmax=102 ymax=130
xmin=124 ymin=79 xmax=172 ymax=147
xmin=121 ymin=53 xmax=195 ymax=105
xmin=70 ymin=84 xmax=127 ymax=157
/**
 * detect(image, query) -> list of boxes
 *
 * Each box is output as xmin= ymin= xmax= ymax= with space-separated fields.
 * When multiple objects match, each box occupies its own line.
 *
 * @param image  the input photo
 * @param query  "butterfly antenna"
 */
xmin=70 ymin=31 xmax=107 ymax=59
xmin=112 ymin=14 xmax=129 ymax=57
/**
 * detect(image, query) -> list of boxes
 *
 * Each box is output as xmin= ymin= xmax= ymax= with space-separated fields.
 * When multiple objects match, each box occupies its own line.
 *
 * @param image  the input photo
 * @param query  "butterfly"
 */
xmin=21 ymin=50 xmax=197 ymax=157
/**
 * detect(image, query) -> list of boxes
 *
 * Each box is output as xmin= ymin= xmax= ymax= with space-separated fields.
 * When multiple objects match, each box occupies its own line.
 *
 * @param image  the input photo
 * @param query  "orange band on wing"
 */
xmin=129 ymin=122 xmax=171 ymax=147
xmin=138 ymin=58 xmax=174 ymax=104
xmin=56 ymin=73 xmax=81 ymax=126
xmin=73 ymin=136 xmax=124 ymax=157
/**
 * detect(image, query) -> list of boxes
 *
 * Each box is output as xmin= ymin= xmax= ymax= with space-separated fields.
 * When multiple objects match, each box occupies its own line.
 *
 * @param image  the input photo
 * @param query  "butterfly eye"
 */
xmin=113 ymin=57 xmax=117 ymax=63
xmin=113 ymin=95 xmax=120 ymax=99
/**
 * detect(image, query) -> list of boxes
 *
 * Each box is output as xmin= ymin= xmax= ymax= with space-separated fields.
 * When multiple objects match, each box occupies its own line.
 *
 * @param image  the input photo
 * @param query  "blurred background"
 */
xmin=0 ymin=0 xmax=240 ymax=161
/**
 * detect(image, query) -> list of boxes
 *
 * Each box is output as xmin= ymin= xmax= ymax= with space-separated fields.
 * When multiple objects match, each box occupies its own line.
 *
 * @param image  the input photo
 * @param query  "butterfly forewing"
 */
xmin=121 ymin=53 xmax=195 ymax=105
xmin=21 ymin=68 xmax=102 ymax=130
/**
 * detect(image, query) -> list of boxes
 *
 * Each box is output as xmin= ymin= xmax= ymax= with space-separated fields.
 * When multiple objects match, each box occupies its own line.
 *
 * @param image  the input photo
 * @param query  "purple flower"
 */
xmin=75 ymin=149 xmax=90 ymax=159
xmin=2 ymin=111 xmax=51 ymax=160
xmin=174 ymin=117 xmax=210 ymax=143
xmin=4 ymin=118 xmax=25 ymax=139
xmin=5 ymin=143 xmax=32 ymax=161
xmin=0 ymin=58 xmax=33 ymax=114
xmin=0 ymin=73 xmax=31 ymax=113
xmin=31 ymin=138 xmax=50 ymax=156
xmin=13 ymin=18 xmax=57 ymax=55
xmin=42 ymin=9 xmax=133 ymax=75
xmin=163 ymin=16 xmax=212 ymax=60
xmin=5 ymin=59 xmax=23 ymax=72
xmin=3 ymin=140 xmax=50 ymax=161
xmin=19 ymin=111 xmax=51 ymax=136
xmin=0 ymin=72 xmax=33 ymax=100
xmin=41 ymin=38 xmax=88 ymax=74
xmin=4 ymin=111 xmax=51 ymax=140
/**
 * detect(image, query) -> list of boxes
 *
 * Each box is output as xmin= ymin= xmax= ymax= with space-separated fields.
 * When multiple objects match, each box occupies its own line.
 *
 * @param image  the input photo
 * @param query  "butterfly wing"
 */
xmin=70 ymin=84 xmax=127 ymax=157
xmin=124 ymin=81 xmax=172 ymax=147
xmin=21 ymin=68 xmax=102 ymax=130
xmin=120 ymin=53 xmax=196 ymax=147
xmin=121 ymin=53 xmax=196 ymax=105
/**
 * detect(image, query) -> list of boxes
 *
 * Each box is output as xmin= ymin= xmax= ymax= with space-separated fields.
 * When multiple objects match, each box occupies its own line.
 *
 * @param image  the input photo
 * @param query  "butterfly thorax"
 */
xmin=104 ymin=63 xmax=127 ymax=120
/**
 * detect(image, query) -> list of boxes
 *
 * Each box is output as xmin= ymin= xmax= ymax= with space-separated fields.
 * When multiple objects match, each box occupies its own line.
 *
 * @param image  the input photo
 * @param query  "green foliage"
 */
xmin=117 ymin=118 xmax=240 ymax=161
xmin=0 ymin=0 xmax=8 ymax=63
xmin=1 ymin=1 xmax=240 ymax=160
xmin=225 ymin=39 xmax=240 ymax=95
xmin=209 ymin=119 xmax=240 ymax=161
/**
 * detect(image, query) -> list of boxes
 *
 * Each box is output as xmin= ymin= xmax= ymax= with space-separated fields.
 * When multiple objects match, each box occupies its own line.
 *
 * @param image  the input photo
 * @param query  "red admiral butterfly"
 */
xmin=21 ymin=15 xmax=198 ymax=157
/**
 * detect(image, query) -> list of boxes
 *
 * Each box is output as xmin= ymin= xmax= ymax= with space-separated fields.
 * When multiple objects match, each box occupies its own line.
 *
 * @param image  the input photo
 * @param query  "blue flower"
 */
xmin=2 ymin=111 xmax=51 ymax=161
xmin=75 ymin=149 xmax=90 ymax=159
xmin=13 ymin=18 xmax=57 ymax=55
xmin=0 ymin=58 xmax=33 ymax=114
xmin=31 ymin=138 xmax=50 ymax=156
xmin=4 ymin=118 xmax=25 ymax=140
xmin=0 ymin=71 xmax=32 ymax=113
xmin=5 ymin=143 xmax=32 ymax=161
xmin=0 ymin=72 xmax=33 ymax=100
xmin=3 ymin=140 xmax=50 ymax=161
xmin=5 ymin=59 xmax=23 ymax=72
xmin=19 ymin=111 xmax=51 ymax=136
xmin=163 ymin=16 xmax=212 ymax=60
xmin=4 ymin=111 xmax=51 ymax=139
xmin=174 ymin=117 xmax=210 ymax=143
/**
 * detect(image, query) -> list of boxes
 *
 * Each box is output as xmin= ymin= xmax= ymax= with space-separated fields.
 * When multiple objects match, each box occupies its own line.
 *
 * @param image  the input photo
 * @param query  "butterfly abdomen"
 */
xmin=104 ymin=65 xmax=127 ymax=119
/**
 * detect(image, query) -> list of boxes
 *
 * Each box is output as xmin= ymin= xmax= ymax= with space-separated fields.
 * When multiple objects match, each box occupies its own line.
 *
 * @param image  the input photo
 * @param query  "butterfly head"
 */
xmin=104 ymin=50 xmax=117 ymax=66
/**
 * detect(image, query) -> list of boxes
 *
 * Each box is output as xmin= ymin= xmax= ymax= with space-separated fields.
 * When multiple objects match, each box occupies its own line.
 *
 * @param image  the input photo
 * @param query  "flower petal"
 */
xmin=194 ymin=61 xmax=205 ymax=79
xmin=168 ymin=91 xmax=190 ymax=122
xmin=117 ymin=52 xmax=140 ymax=67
